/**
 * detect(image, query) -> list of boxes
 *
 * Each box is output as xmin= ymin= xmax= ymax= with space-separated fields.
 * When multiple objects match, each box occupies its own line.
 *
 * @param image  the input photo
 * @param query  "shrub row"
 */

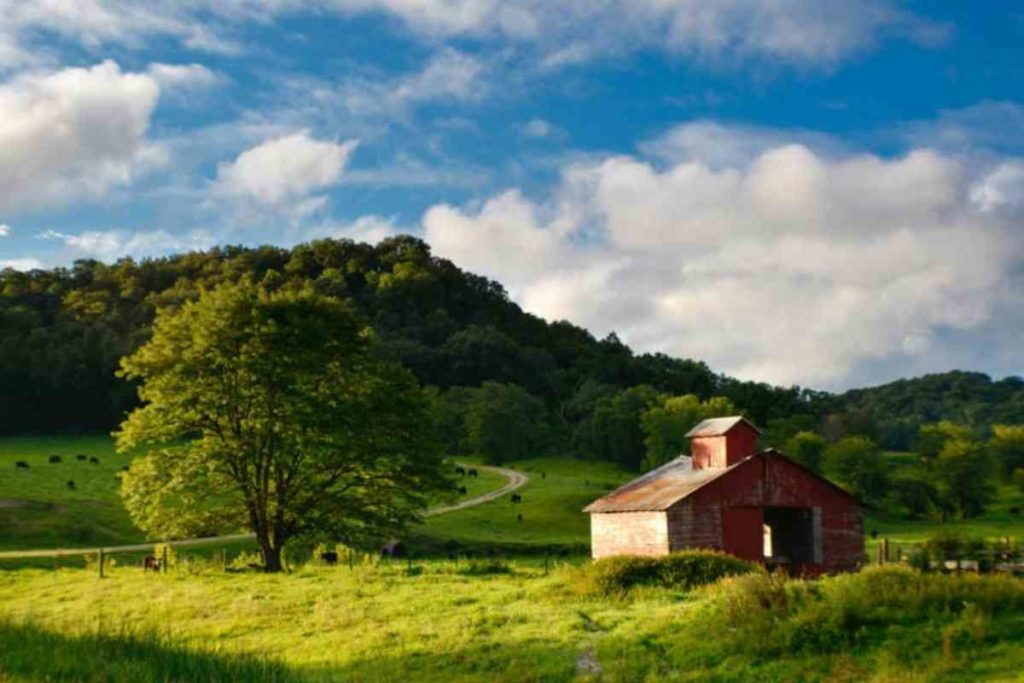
xmin=575 ymin=550 xmax=757 ymax=597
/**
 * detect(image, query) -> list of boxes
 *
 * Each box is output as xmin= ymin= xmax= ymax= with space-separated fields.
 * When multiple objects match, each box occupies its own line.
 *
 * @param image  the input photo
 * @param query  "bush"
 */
xmin=703 ymin=565 xmax=1024 ymax=658
xmin=575 ymin=550 xmax=757 ymax=597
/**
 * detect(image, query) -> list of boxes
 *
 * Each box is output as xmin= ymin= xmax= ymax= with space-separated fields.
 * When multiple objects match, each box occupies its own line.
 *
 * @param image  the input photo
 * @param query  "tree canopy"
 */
xmin=117 ymin=279 xmax=449 ymax=571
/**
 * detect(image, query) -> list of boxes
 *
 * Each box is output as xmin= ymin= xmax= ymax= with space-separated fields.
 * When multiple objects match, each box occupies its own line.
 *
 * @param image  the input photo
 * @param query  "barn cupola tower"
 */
xmin=685 ymin=416 xmax=761 ymax=469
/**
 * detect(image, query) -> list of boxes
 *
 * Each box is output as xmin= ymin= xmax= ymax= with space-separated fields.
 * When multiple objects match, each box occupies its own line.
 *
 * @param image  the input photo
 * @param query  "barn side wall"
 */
xmin=666 ymin=455 xmax=863 ymax=573
xmin=590 ymin=511 xmax=669 ymax=559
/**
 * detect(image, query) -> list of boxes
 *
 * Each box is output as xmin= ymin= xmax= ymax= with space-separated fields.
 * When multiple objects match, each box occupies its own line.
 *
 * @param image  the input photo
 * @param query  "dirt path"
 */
xmin=0 ymin=463 xmax=528 ymax=560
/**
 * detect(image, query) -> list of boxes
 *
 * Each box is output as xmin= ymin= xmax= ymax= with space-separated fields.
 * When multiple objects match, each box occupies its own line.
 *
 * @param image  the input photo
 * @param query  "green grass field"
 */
xmin=3 ymin=436 xmax=1024 ymax=559
xmin=1 ymin=560 xmax=1022 ymax=682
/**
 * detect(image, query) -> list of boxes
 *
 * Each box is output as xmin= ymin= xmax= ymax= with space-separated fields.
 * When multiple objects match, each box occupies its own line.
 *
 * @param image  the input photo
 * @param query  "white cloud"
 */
xmin=145 ymin=62 xmax=219 ymax=90
xmin=0 ymin=60 xmax=162 ymax=213
xmin=0 ymin=223 xmax=9 ymax=236
xmin=0 ymin=1 xmax=943 ymax=71
xmin=971 ymin=162 xmax=1024 ymax=213
xmin=60 ymin=229 xmax=216 ymax=261
xmin=336 ymin=48 xmax=486 ymax=119
xmin=0 ymin=257 xmax=42 ymax=270
xmin=305 ymin=215 xmax=400 ymax=244
xmin=423 ymin=122 xmax=1022 ymax=388
xmin=214 ymin=131 xmax=358 ymax=205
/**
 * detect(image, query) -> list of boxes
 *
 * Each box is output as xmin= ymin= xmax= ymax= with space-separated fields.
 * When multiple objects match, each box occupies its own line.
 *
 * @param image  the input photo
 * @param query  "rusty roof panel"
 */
xmin=684 ymin=416 xmax=761 ymax=438
xmin=583 ymin=456 xmax=744 ymax=513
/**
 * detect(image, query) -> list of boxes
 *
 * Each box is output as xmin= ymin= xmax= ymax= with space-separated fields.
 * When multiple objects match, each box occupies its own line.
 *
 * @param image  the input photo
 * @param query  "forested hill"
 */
xmin=1 ymin=235 xmax=1022 ymax=458
xmin=838 ymin=371 xmax=1024 ymax=450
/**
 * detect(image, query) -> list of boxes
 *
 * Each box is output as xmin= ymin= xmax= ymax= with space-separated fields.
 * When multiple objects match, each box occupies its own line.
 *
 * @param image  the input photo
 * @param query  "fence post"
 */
xmin=882 ymin=538 xmax=890 ymax=564
xmin=162 ymin=544 xmax=168 ymax=574
xmin=98 ymin=548 xmax=105 ymax=578
xmin=221 ymin=548 xmax=227 ymax=572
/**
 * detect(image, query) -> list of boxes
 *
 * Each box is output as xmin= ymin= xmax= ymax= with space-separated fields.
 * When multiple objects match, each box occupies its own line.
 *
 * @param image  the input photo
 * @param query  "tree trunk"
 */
xmin=263 ymin=545 xmax=283 ymax=573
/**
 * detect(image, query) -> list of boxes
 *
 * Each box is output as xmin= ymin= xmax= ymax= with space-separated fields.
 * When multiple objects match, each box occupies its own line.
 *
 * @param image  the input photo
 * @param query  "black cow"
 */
xmin=89 ymin=456 xmax=100 ymax=465
xmin=467 ymin=468 xmax=478 ymax=478
xmin=458 ymin=486 xmax=467 ymax=495
xmin=454 ymin=465 xmax=466 ymax=476
xmin=380 ymin=540 xmax=406 ymax=559
xmin=510 ymin=493 xmax=522 ymax=504
xmin=14 ymin=460 xmax=28 ymax=469
xmin=66 ymin=480 xmax=76 ymax=490
xmin=142 ymin=555 xmax=161 ymax=573
xmin=75 ymin=454 xmax=87 ymax=461
xmin=49 ymin=454 xmax=62 ymax=464
xmin=320 ymin=551 xmax=338 ymax=566
xmin=517 ymin=513 xmax=523 ymax=523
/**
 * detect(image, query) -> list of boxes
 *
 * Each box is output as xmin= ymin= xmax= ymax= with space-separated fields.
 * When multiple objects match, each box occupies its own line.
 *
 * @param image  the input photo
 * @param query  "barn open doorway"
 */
xmin=762 ymin=507 xmax=819 ymax=564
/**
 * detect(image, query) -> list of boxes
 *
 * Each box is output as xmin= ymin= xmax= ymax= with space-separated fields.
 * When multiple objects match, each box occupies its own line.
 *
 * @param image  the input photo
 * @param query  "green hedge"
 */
xmin=576 ymin=550 xmax=757 ymax=596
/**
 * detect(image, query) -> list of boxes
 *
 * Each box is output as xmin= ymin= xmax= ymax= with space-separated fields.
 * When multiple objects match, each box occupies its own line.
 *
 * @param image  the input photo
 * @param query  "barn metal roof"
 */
xmin=582 ymin=455 xmax=747 ymax=513
xmin=684 ymin=416 xmax=761 ymax=438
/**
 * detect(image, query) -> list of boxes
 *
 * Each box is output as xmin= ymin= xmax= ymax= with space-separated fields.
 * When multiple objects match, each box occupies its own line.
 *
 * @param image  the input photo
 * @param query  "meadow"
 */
xmin=3 ymin=435 xmax=1024 ymax=681
xmin=2 ymin=559 xmax=1023 ymax=681
xmin=2 ymin=435 xmax=1024 ymax=560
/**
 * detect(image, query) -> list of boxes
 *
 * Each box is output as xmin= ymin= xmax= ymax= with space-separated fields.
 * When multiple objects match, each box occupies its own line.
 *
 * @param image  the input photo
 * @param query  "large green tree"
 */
xmin=117 ymin=279 xmax=448 ymax=572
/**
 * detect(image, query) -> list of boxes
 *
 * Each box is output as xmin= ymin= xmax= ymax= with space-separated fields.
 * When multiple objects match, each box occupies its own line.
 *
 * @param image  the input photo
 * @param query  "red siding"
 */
xmin=691 ymin=422 xmax=759 ymax=469
xmin=666 ymin=453 xmax=863 ymax=574
xmin=722 ymin=507 xmax=764 ymax=561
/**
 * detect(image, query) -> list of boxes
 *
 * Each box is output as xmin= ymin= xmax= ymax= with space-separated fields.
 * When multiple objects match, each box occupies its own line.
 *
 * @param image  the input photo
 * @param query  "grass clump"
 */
xmin=704 ymin=565 xmax=1024 ymax=658
xmin=0 ymin=619 xmax=294 ymax=682
xmin=573 ymin=550 xmax=757 ymax=597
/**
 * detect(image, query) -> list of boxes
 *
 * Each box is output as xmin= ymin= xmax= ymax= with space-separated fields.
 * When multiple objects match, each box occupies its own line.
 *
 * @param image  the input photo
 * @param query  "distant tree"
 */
xmin=990 ymin=424 xmax=1024 ymax=479
xmin=641 ymin=394 xmax=738 ymax=469
xmin=1013 ymin=468 xmax=1024 ymax=495
xmin=464 ymin=382 xmax=547 ymax=464
xmin=785 ymin=431 xmax=827 ymax=473
xmin=763 ymin=414 xmax=819 ymax=449
xmin=822 ymin=436 xmax=890 ymax=506
xmin=889 ymin=473 xmax=942 ymax=519
xmin=117 ymin=280 xmax=448 ymax=572
xmin=932 ymin=437 xmax=996 ymax=519
xmin=916 ymin=421 xmax=976 ymax=462
xmin=580 ymin=385 xmax=660 ymax=470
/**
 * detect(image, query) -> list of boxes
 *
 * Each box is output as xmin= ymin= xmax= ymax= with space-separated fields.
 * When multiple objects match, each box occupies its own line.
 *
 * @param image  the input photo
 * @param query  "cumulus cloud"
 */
xmin=423 ymin=122 xmax=1022 ymax=388
xmin=60 ymin=228 xmax=216 ymax=261
xmin=0 ymin=1 xmax=943 ymax=71
xmin=214 ymin=132 xmax=358 ymax=205
xmin=0 ymin=60 xmax=163 ymax=213
xmin=0 ymin=257 xmax=42 ymax=270
xmin=0 ymin=223 xmax=9 ymax=236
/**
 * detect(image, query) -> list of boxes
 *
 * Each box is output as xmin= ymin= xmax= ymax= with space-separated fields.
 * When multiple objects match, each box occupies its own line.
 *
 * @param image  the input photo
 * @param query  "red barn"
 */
xmin=584 ymin=416 xmax=863 ymax=574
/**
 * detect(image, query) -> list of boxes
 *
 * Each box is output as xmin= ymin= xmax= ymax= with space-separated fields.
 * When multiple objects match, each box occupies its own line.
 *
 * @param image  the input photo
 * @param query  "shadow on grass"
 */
xmin=0 ymin=620 xmax=297 ymax=682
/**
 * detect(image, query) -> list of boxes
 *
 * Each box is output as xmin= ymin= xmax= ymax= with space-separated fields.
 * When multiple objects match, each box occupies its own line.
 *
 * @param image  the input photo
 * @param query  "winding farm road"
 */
xmin=0 ymin=463 xmax=528 ymax=560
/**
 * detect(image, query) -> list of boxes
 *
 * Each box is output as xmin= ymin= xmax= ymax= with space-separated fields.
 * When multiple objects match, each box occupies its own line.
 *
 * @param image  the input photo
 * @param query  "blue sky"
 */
xmin=0 ymin=1 xmax=1021 ymax=390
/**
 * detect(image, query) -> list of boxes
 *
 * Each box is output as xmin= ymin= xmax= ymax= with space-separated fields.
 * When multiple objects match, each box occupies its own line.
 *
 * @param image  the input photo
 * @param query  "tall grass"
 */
xmin=0 ymin=620 xmax=294 ymax=682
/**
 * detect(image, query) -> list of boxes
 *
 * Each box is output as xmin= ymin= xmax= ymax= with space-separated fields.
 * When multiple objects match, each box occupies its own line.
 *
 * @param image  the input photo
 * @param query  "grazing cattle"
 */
xmin=14 ymin=461 xmax=28 ymax=469
xmin=458 ymin=486 xmax=467 ymax=495
xmin=380 ymin=540 xmax=406 ymax=559
xmin=75 ymin=454 xmax=87 ymax=461
xmin=121 ymin=466 xmax=130 ymax=472
xmin=320 ymin=551 xmax=338 ymax=566
xmin=66 ymin=480 xmax=76 ymax=490
xmin=454 ymin=466 xmax=466 ymax=476
xmin=510 ymin=493 xmax=522 ymax=504
xmin=89 ymin=457 xmax=100 ymax=465
xmin=142 ymin=555 xmax=161 ymax=573
xmin=467 ymin=468 xmax=478 ymax=478
xmin=517 ymin=513 xmax=523 ymax=523
xmin=49 ymin=455 xmax=62 ymax=464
